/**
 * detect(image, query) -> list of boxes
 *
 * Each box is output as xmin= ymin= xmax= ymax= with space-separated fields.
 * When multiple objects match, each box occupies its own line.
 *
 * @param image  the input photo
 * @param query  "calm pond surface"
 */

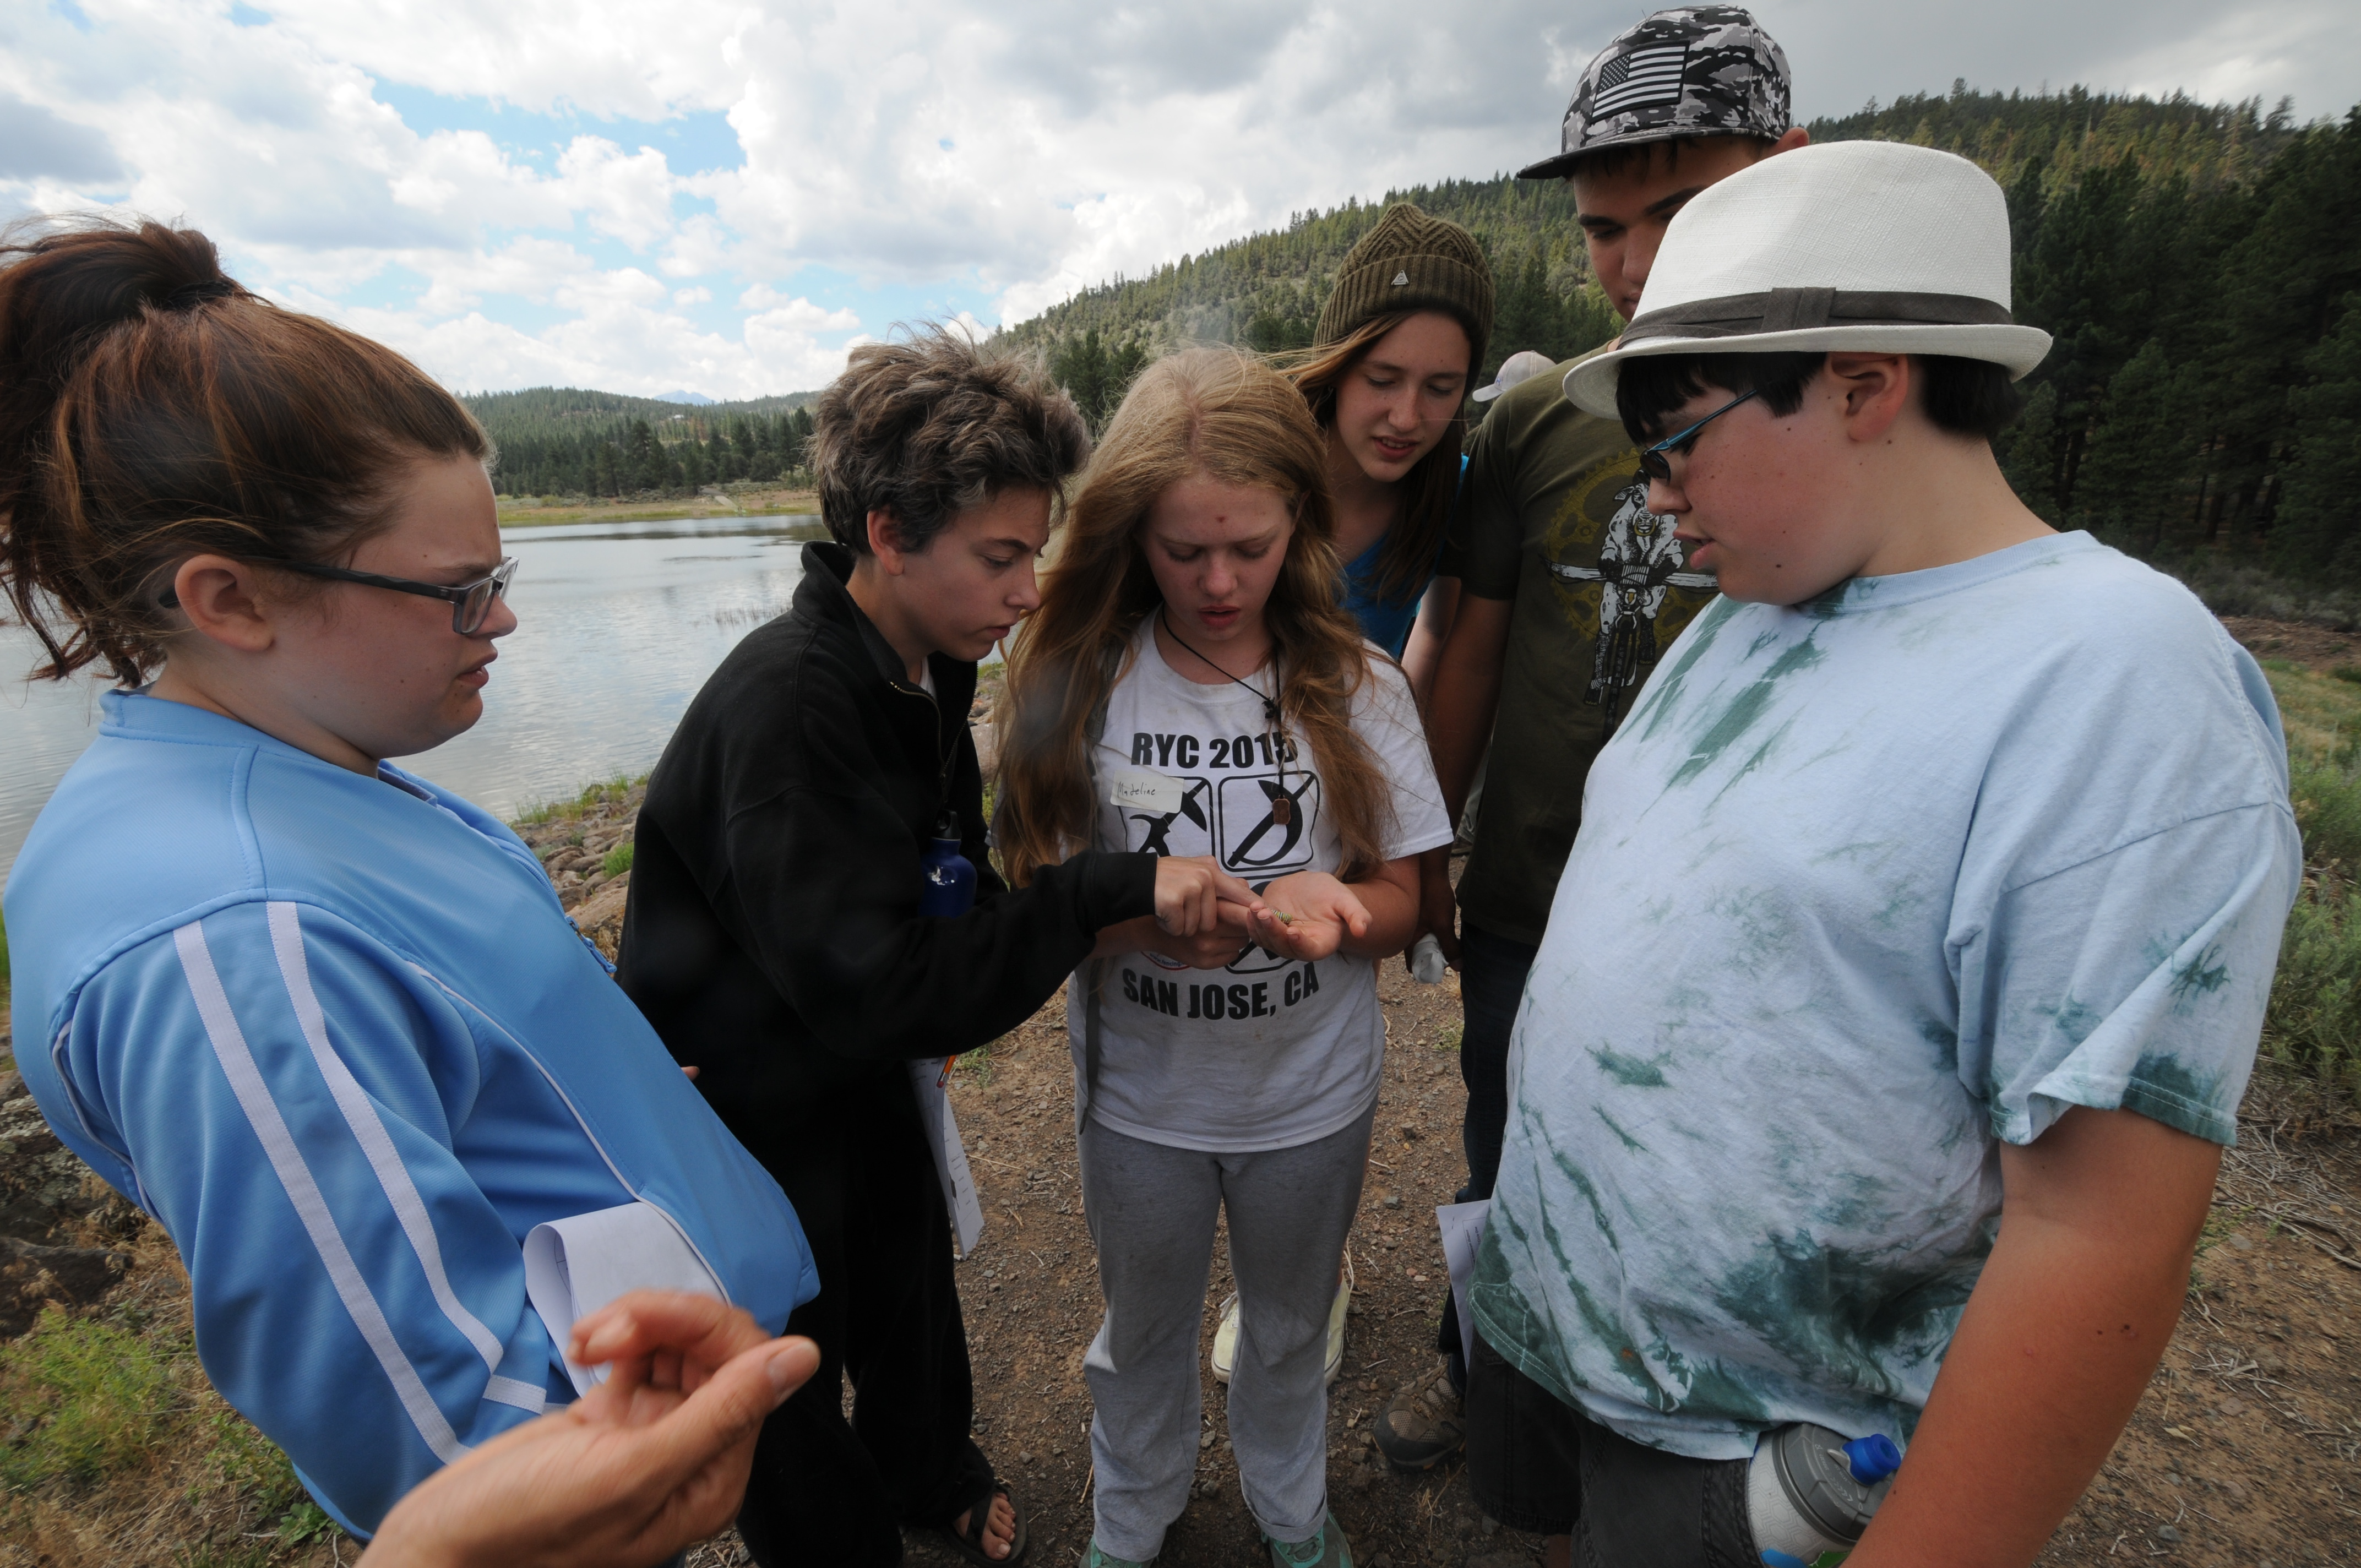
xmin=0 ymin=515 xmax=834 ymax=887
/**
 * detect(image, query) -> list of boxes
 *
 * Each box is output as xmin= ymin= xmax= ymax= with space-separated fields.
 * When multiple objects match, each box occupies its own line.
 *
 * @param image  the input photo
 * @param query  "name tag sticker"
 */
xmin=1108 ymin=767 xmax=1186 ymax=815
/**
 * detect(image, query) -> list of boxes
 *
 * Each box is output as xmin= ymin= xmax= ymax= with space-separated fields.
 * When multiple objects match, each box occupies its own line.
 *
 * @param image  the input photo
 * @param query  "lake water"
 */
xmin=0 ymin=514 xmax=834 ymax=888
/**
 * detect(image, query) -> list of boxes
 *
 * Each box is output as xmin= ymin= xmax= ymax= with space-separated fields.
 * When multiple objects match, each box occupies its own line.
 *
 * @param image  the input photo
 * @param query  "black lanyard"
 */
xmin=1157 ymin=607 xmax=1296 ymax=826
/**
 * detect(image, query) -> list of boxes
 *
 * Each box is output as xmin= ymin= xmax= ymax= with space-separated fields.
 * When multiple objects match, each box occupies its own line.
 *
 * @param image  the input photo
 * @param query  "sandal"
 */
xmin=940 ymin=1480 xmax=1029 ymax=1567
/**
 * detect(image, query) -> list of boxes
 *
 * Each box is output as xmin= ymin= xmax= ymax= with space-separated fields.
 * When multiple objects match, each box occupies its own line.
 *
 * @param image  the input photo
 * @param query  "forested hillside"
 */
xmin=464 ymin=386 xmax=817 ymax=498
xmin=467 ymin=85 xmax=2360 ymax=589
xmin=1003 ymin=86 xmax=2361 ymax=592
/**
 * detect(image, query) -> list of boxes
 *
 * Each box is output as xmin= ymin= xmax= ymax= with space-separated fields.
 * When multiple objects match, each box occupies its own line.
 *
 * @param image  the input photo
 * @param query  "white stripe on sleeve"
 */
xmin=266 ymin=901 xmax=509 ymax=1374
xmin=483 ymin=1375 xmax=549 ymax=1413
xmin=174 ymin=919 xmax=469 ymax=1466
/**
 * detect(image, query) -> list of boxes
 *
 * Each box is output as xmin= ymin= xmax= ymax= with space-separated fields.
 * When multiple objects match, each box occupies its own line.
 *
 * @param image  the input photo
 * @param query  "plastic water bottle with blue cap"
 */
xmin=1747 ymin=1423 xmax=1903 ymax=1568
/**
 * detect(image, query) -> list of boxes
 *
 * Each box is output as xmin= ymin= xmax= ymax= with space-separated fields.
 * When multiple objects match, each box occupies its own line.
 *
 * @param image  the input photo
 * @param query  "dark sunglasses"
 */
xmin=162 ymin=556 xmax=520 ymax=634
xmin=1637 ymin=388 xmax=1759 ymax=484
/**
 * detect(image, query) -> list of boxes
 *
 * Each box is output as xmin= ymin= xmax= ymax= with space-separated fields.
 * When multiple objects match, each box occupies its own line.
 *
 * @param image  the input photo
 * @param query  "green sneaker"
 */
xmin=1084 ymin=1539 xmax=1156 ymax=1568
xmin=1264 ymin=1508 xmax=1353 ymax=1568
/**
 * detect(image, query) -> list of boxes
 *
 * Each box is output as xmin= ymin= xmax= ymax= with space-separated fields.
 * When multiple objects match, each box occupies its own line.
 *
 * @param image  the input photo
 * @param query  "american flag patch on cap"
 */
xmin=1591 ymin=42 xmax=1688 ymax=117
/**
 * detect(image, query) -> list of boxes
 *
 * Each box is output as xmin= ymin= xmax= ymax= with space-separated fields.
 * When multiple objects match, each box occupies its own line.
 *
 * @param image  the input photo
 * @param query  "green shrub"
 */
xmin=0 ymin=1308 xmax=182 ymax=1488
xmin=2290 ymin=757 xmax=2361 ymax=873
xmin=601 ymin=841 xmax=635 ymax=878
xmin=2263 ymin=880 xmax=2361 ymax=1103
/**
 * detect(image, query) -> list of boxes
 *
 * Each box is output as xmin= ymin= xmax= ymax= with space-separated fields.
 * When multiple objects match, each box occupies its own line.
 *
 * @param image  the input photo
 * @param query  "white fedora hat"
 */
xmin=1563 ymin=140 xmax=2051 ymax=417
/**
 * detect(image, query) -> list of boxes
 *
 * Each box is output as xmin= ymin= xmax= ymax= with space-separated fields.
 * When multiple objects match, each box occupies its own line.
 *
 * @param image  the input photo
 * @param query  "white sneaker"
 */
xmin=1211 ymin=1258 xmax=1353 ymax=1387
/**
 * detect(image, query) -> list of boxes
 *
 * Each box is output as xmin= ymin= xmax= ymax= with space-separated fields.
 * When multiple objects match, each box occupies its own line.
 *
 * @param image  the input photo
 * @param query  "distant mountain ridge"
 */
xmin=655 ymin=389 xmax=716 ymax=405
xmin=992 ymin=83 xmax=2316 ymax=388
xmin=462 ymin=385 xmax=820 ymax=498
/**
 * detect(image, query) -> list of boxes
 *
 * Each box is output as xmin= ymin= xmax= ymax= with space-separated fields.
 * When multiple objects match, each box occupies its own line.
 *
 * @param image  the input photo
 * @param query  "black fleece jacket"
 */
xmin=617 ymin=542 xmax=1156 ymax=1169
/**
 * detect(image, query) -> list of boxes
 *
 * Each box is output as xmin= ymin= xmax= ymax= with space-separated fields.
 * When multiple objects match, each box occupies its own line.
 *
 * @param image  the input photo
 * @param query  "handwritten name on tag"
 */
xmin=1108 ymin=767 xmax=1187 ymax=815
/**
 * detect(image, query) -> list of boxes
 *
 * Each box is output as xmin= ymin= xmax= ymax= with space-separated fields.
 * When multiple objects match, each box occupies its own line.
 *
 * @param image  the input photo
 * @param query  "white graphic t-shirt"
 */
xmin=1067 ymin=622 xmax=1453 ymax=1152
xmin=1470 ymin=532 xmax=2302 ymax=1460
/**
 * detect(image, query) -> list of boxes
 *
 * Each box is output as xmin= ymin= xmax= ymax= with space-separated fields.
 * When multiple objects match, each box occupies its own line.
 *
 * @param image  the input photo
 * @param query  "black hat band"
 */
xmin=1621 ymin=287 xmax=2016 ymax=345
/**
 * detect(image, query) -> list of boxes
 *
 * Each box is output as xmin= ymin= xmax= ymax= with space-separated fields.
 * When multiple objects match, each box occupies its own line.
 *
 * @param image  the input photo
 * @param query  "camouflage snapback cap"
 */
xmin=1517 ymin=6 xmax=1791 ymax=181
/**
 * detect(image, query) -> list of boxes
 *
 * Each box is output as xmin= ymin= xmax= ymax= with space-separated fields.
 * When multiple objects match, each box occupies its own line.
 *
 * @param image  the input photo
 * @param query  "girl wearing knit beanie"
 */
xmin=1282 ymin=203 xmax=1494 ymax=697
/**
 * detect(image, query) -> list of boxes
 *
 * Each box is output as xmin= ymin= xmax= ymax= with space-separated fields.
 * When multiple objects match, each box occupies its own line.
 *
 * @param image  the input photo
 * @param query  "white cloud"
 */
xmin=1 ymin=0 xmax=2353 ymax=395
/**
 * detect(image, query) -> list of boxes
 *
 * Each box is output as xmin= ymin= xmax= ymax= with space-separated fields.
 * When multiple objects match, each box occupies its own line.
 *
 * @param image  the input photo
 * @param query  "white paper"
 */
xmin=523 ymin=1200 xmax=726 ymax=1395
xmin=1106 ymin=766 xmax=1187 ymax=816
xmin=911 ymin=1059 xmax=986 ymax=1259
xmin=1435 ymin=1199 xmax=1492 ymax=1374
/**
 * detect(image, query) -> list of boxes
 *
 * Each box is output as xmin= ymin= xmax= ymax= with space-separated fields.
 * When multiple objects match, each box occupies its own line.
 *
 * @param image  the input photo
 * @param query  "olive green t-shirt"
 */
xmin=1438 ymin=348 xmax=1718 ymax=945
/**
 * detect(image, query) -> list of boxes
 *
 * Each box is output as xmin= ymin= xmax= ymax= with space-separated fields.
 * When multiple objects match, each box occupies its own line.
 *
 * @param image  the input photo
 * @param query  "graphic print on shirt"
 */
xmin=1113 ymin=726 xmax=1321 ymax=987
xmin=1543 ymin=455 xmax=1717 ymax=732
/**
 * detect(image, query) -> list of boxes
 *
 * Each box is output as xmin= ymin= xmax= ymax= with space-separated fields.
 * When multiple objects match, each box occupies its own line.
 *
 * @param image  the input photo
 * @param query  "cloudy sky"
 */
xmin=5 ymin=1 xmax=2354 ymax=400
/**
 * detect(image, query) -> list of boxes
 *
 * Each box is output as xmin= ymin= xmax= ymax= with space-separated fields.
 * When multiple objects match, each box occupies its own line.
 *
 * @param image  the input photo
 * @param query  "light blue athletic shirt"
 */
xmin=1338 ymin=454 xmax=1466 ymax=658
xmin=1470 ymin=532 xmax=2300 ymax=1459
xmin=5 ymin=692 xmax=818 ymax=1534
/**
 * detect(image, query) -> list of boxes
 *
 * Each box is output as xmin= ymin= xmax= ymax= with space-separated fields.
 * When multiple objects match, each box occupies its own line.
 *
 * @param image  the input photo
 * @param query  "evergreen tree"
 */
xmin=1049 ymin=329 xmax=1150 ymax=432
xmin=2001 ymin=380 xmax=2062 ymax=521
xmin=2272 ymin=302 xmax=2361 ymax=579
xmin=2073 ymin=339 xmax=2197 ymax=550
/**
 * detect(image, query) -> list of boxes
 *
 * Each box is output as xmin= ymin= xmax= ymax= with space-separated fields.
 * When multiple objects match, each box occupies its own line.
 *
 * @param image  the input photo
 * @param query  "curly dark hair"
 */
xmin=808 ymin=326 xmax=1092 ymax=555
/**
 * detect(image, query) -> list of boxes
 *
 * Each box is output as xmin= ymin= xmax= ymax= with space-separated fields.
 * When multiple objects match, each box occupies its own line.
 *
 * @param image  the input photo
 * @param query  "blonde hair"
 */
xmin=1278 ymin=311 xmax=1471 ymax=607
xmin=995 ymin=346 xmax=1394 ymax=889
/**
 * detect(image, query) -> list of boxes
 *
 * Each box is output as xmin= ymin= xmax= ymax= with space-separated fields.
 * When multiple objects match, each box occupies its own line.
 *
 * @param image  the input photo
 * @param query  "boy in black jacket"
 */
xmin=619 ymin=329 xmax=1256 ymax=1567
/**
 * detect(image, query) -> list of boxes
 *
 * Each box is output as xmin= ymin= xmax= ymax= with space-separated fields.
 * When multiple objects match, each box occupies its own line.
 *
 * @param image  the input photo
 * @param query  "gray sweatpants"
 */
xmin=1077 ymin=1106 xmax=1375 ymax=1561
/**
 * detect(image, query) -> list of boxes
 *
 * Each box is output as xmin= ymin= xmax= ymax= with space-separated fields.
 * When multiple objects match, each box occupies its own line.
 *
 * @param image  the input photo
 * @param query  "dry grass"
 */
xmin=496 ymin=485 xmax=818 ymax=529
xmin=0 ymin=1226 xmax=357 ymax=1568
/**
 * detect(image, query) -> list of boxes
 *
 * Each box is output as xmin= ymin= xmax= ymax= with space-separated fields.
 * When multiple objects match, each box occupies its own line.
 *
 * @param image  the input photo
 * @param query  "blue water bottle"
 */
xmin=918 ymin=813 xmax=976 ymax=918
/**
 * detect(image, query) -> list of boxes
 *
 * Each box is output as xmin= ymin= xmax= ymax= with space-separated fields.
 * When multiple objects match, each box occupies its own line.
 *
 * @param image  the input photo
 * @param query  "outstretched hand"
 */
xmin=1246 ymin=872 xmax=1372 ymax=963
xmin=357 ymin=1291 xmax=820 ymax=1568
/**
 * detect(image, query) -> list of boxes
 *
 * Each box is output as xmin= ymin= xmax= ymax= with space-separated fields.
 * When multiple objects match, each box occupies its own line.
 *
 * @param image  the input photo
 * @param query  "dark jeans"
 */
xmin=1465 ymin=1332 xmax=1754 ymax=1567
xmin=734 ymin=1087 xmax=995 ymax=1568
xmin=1436 ymin=923 xmax=1539 ymax=1388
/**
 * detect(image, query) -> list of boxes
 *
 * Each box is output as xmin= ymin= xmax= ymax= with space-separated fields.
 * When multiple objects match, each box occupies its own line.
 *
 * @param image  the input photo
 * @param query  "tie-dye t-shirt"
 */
xmin=1468 ymin=531 xmax=2301 ymax=1460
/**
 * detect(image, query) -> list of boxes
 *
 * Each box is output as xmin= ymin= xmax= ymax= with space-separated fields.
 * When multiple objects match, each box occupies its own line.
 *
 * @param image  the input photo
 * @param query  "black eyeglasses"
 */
xmin=1638 ymin=388 xmax=1759 ymax=484
xmin=275 ymin=557 xmax=519 ymax=634
xmin=206 ymin=554 xmax=521 ymax=633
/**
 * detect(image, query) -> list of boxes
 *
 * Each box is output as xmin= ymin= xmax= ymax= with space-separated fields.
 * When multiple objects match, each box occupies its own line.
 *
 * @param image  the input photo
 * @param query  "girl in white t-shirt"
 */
xmin=997 ymin=348 xmax=1451 ymax=1568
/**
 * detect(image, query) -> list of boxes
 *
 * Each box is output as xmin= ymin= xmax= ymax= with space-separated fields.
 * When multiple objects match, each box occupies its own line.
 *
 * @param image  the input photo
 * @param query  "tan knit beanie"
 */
xmin=1313 ymin=203 xmax=1495 ymax=373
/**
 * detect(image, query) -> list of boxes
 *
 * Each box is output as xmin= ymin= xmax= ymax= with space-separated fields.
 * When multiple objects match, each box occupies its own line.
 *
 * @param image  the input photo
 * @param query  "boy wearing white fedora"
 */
xmin=1466 ymin=140 xmax=2300 ymax=1567
xmin=1384 ymin=3 xmax=1807 ymax=1473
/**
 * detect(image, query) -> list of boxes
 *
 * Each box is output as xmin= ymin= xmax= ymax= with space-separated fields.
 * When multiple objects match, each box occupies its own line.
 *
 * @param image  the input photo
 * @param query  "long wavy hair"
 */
xmin=1279 ymin=309 xmax=1473 ymax=607
xmin=995 ymin=346 xmax=1393 ymax=888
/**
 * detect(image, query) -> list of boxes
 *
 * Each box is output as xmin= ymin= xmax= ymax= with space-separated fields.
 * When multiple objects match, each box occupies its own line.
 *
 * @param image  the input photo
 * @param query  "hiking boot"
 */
xmin=1264 ymin=1507 xmax=1354 ymax=1567
xmin=1373 ymin=1358 xmax=1465 ymax=1470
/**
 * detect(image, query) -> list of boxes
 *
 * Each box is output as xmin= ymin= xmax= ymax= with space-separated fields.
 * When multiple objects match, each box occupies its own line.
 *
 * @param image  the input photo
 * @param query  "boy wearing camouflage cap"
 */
xmin=1381 ymin=3 xmax=1804 ymax=1471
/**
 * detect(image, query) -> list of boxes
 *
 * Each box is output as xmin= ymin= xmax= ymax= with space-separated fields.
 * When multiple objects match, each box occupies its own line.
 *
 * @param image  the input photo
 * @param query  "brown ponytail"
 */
xmin=0 ymin=216 xmax=491 ymax=684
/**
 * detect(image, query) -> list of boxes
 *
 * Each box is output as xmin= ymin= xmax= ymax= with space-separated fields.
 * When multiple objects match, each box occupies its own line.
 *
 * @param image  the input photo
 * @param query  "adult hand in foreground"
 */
xmin=357 ymin=1291 xmax=820 ymax=1568
xmin=1247 ymin=871 xmax=1373 ymax=964
xmin=1151 ymin=854 xmax=1263 ymax=937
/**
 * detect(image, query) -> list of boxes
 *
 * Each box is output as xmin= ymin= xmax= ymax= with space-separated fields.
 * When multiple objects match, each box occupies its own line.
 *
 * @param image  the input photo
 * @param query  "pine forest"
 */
xmin=474 ymin=84 xmax=2361 ymax=609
